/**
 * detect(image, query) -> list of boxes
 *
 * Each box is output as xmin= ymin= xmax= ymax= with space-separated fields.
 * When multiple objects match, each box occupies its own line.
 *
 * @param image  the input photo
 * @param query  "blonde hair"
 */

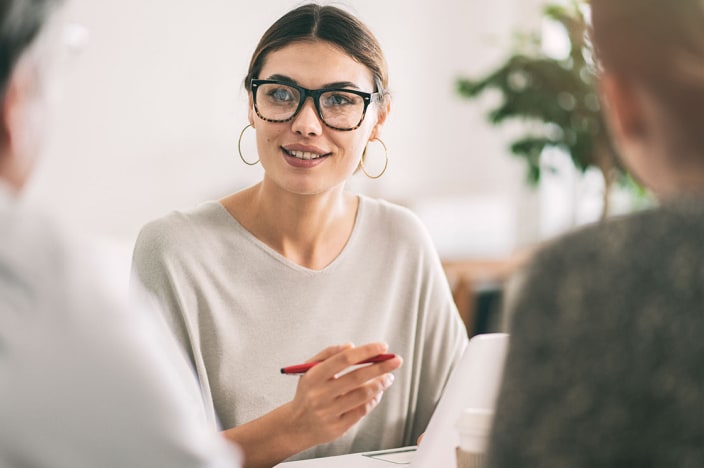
xmin=591 ymin=0 xmax=704 ymax=149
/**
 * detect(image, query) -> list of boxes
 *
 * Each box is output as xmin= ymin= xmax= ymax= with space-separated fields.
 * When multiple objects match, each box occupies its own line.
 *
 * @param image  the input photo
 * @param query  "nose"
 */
xmin=291 ymin=96 xmax=323 ymax=136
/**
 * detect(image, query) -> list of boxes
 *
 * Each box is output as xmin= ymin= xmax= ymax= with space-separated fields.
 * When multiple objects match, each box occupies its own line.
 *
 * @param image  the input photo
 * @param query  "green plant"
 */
xmin=456 ymin=0 xmax=627 ymax=218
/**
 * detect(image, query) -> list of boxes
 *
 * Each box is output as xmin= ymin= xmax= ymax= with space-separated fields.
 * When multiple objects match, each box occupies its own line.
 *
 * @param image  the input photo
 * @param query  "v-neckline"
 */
xmin=211 ymin=195 xmax=365 ymax=274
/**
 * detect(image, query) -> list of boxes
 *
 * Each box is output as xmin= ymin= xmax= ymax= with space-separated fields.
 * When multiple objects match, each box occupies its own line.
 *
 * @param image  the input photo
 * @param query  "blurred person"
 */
xmin=0 ymin=1 xmax=242 ymax=466
xmin=131 ymin=3 xmax=468 ymax=467
xmin=487 ymin=0 xmax=704 ymax=466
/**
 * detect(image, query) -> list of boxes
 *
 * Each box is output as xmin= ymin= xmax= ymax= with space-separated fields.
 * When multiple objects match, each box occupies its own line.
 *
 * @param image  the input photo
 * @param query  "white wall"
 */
xmin=27 ymin=0 xmax=547 ymax=260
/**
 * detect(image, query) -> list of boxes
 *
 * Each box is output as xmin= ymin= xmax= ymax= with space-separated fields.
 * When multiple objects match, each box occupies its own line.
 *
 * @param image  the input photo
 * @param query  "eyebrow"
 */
xmin=264 ymin=73 xmax=362 ymax=90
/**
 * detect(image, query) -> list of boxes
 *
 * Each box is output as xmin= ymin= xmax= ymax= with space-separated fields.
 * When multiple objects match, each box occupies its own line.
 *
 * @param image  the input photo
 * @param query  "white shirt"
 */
xmin=0 ymin=184 xmax=241 ymax=467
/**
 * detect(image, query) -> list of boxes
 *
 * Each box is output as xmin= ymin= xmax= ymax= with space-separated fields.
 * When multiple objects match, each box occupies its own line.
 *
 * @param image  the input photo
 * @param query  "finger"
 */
xmin=333 ymin=373 xmax=395 ymax=414
xmin=291 ymin=369 xmax=394 ymax=431
xmin=304 ymin=343 xmax=354 ymax=363
xmin=336 ymin=384 xmax=388 ymax=429
xmin=328 ymin=354 xmax=402 ymax=395
xmin=308 ymin=342 xmax=389 ymax=380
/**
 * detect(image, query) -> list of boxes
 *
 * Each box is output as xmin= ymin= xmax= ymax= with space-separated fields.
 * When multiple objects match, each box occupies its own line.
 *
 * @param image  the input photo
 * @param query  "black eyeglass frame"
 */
xmin=250 ymin=79 xmax=381 ymax=131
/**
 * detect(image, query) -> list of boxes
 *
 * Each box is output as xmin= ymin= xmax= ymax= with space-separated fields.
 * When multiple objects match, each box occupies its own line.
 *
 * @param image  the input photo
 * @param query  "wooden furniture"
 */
xmin=443 ymin=250 xmax=532 ymax=336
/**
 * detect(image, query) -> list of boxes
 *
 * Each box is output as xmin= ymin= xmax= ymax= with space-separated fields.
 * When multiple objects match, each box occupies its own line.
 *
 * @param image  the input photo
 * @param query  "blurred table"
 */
xmin=443 ymin=250 xmax=532 ymax=336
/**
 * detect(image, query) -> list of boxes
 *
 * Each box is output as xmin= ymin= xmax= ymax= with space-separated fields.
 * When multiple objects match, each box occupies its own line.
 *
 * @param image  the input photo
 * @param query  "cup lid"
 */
xmin=455 ymin=407 xmax=494 ymax=434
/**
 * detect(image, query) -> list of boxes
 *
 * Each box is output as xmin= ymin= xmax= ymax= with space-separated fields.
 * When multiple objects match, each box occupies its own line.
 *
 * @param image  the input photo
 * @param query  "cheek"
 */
xmin=342 ymin=121 xmax=377 ymax=161
xmin=255 ymin=125 xmax=282 ymax=153
xmin=337 ymin=135 xmax=367 ymax=167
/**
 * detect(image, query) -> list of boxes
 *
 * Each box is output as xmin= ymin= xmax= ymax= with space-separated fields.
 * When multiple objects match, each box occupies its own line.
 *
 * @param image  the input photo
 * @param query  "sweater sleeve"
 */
xmin=130 ymin=214 xmax=221 ymax=428
xmin=131 ymin=217 xmax=193 ymax=356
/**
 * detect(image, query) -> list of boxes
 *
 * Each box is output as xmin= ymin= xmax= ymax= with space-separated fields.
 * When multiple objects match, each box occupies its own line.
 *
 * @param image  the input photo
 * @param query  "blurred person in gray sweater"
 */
xmin=488 ymin=0 xmax=704 ymax=466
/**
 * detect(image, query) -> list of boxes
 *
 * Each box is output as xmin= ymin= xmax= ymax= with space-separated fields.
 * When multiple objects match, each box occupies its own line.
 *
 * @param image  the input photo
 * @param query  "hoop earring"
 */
xmin=360 ymin=138 xmax=389 ymax=179
xmin=238 ymin=124 xmax=259 ymax=166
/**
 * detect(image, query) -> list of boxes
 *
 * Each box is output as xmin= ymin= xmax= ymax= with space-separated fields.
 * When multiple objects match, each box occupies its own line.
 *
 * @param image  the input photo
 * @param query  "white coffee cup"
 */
xmin=455 ymin=408 xmax=494 ymax=468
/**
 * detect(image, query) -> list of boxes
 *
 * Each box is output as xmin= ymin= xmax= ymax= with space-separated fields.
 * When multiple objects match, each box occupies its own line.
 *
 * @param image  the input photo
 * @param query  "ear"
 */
xmin=0 ymin=65 xmax=36 ymax=191
xmin=1 ymin=71 xmax=22 ymax=151
xmin=600 ymin=72 xmax=647 ymax=144
xmin=0 ymin=88 xmax=15 ymax=181
xmin=369 ymin=97 xmax=391 ymax=141
xmin=247 ymin=93 xmax=256 ymax=127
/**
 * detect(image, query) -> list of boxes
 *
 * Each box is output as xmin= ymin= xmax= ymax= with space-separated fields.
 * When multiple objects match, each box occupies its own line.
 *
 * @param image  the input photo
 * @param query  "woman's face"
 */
xmin=249 ymin=40 xmax=386 ymax=197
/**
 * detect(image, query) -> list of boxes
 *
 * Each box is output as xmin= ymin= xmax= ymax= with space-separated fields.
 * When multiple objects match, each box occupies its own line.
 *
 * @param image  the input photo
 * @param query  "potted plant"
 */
xmin=456 ymin=0 xmax=643 ymax=218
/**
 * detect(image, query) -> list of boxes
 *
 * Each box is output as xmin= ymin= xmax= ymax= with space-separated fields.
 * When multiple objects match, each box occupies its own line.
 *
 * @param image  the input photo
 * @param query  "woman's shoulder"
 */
xmin=134 ymin=201 xmax=228 ymax=255
xmin=355 ymin=195 xmax=438 ymax=257
xmin=358 ymin=194 xmax=428 ymax=234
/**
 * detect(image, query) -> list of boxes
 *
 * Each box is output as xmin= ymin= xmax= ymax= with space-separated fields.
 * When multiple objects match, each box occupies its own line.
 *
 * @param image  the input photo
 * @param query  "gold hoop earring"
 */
xmin=360 ymin=138 xmax=389 ymax=179
xmin=238 ymin=124 xmax=259 ymax=166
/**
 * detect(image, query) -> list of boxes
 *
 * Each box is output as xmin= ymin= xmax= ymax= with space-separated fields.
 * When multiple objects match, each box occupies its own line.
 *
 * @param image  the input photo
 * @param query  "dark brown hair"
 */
xmin=244 ymin=3 xmax=389 ymax=100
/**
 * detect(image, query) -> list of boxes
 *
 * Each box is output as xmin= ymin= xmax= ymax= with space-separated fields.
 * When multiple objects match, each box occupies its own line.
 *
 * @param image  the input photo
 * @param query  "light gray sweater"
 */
xmin=132 ymin=194 xmax=467 ymax=461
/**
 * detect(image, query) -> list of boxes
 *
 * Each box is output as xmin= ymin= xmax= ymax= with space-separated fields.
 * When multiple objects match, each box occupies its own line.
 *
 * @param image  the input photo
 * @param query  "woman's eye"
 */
xmin=324 ymin=93 xmax=355 ymax=107
xmin=267 ymin=87 xmax=295 ymax=102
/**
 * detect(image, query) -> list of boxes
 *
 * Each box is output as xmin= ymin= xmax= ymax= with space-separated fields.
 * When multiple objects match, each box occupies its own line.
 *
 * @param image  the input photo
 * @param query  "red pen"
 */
xmin=280 ymin=353 xmax=397 ymax=375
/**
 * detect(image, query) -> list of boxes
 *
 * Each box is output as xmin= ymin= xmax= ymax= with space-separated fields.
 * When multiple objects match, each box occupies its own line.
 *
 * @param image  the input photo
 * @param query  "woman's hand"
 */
xmin=286 ymin=342 xmax=403 ymax=447
xmin=222 ymin=342 xmax=402 ymax=468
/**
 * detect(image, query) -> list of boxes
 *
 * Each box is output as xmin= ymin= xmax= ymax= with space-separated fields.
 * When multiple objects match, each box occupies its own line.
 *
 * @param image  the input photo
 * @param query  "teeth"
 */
xmin=288 ymin=150 xmax=322 ymax=160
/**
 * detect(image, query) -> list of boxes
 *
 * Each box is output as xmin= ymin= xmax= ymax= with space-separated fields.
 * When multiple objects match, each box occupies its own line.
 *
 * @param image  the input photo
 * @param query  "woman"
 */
xmin=132 ymin=4 xmax=467 ymax=467
xmin=487 ymin=0 xmax=704 ymax=466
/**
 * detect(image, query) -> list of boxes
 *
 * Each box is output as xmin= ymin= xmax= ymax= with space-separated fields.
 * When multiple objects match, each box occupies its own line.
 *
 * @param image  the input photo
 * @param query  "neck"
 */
xmin=223 ymin=180 xmax=358 ymax=270
xmin=654 ymin=167 xmax=704 ymax=201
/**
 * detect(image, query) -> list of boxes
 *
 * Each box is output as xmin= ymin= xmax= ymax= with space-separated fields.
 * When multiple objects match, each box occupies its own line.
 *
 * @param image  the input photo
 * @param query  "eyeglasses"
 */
xmin=251 ymin=79 xmax=381 ymax=131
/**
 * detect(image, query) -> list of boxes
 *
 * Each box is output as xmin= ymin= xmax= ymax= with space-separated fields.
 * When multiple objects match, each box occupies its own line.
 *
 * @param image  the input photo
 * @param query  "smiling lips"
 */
xmin=283 ymin=147 xmax=331 ymax=160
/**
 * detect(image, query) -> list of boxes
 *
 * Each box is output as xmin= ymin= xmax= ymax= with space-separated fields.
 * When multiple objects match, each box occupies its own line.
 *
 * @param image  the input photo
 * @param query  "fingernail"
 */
xmin=385 ymin=373 xmax=394 ymax=387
